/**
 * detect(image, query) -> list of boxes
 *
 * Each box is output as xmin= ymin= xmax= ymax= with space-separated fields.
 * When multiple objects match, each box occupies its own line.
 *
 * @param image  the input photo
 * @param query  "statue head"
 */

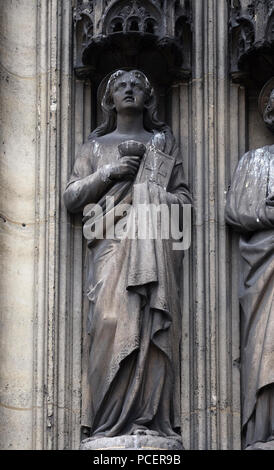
xmin=263 ymin=89 xmax=274 ymax=133
xmin=103 ymin=70 xmax=153 ymax=112
xmin=90 ymin=69 xmax=166 ymax=138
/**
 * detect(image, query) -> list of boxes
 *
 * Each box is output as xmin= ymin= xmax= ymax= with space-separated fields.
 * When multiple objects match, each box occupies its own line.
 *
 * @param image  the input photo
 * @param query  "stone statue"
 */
xmin=225 ymin=81 xmax=274 ymax=450
xmin=64 ymin=70 xmax=192 ymax=450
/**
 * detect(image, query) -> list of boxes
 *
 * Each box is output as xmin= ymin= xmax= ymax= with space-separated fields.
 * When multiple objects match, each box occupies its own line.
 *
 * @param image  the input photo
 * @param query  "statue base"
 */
xmin=80 ymin=435 xmax=183 ymax=450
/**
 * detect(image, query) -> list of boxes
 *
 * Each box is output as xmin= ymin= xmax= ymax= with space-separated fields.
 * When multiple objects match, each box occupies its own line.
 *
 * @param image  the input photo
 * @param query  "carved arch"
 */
xmin=74 ymin=3 xmax=94 ymax=67
xmin=102 ymin=0 xmax=163 ymax=36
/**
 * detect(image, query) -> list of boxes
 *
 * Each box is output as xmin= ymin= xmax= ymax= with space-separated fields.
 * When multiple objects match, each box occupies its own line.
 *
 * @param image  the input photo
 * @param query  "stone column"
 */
xmin=177 ymin=0 xmax=242 ymax=450
xmin=33 ymin=0 xmax=81 ymax=450
xmin=0 ymin=0 xmax=37 ymax=450
xmin=0 ymin=0 xmax=82 ymax=450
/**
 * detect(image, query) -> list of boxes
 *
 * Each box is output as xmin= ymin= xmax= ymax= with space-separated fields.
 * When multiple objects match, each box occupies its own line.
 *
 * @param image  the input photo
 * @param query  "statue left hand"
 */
xmin=266 ymin=194 xmax=274 ymax=207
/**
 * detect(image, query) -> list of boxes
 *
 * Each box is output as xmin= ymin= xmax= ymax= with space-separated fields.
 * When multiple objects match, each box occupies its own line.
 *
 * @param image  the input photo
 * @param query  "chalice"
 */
xmin=118 ymin=140 xmax=147 ymax=159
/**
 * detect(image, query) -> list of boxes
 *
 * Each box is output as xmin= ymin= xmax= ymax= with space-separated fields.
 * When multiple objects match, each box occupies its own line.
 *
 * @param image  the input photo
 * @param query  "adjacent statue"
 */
xmin=64 ymin=70 xmax=192 ymax=449
xmin=225 ymin=81 xmax=274 ymax=450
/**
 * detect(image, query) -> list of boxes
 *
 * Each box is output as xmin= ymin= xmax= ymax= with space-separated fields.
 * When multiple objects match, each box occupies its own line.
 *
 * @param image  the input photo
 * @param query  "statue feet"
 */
xmin=132 ymin=428 xmax=160 ymax=437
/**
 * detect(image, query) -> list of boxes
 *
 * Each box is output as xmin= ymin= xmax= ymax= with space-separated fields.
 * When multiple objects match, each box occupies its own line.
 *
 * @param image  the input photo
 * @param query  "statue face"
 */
xmin=264 ymin=88 xmax=274 ymax=133
xmin=111 ymin=72 xmax=147 ymax=114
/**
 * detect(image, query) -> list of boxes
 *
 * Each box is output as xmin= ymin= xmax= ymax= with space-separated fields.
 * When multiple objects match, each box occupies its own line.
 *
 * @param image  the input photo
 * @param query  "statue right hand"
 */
xmin=104 ymin=156 xmax=141 ymax=181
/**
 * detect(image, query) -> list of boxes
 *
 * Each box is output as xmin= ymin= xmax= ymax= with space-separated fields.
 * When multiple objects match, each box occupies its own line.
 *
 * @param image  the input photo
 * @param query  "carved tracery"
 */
xmin=73 ymin=0 xmax=192 ymax=85
xmin=73 ymin=1 xmax=94 ymax=69
xmin=104 ymin=0 xmax=161 ymax=35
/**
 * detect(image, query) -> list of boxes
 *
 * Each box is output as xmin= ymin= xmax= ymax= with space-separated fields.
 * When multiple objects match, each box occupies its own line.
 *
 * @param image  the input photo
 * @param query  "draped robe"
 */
xmin=225 ymin=145 xmax=274 ymax=447
xmin=64 ymin=130 xmax=192 ymax=438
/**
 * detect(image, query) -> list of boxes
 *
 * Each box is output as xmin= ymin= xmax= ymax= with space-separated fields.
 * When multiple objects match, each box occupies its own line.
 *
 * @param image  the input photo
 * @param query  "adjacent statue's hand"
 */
xmin=104 ymin=156 xmax=141 ymax=181
xmin=266 ymin=193 xmax=274 ymax=207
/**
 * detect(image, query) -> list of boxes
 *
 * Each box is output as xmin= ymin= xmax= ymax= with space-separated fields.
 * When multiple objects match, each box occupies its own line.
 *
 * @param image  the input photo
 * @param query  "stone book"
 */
xmin=269 ymin=155 xmax=274 ymax=195
xmin=136 ymin=146 xmax=176 ymax=190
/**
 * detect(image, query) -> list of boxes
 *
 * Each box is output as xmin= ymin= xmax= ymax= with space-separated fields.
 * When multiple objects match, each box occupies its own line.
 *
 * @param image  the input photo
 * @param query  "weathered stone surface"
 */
xmin=80 ymin=435 xmax=183 ymax=450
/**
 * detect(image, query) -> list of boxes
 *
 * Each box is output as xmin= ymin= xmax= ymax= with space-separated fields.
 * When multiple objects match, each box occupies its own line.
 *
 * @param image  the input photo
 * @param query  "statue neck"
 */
xmin=116 ymin=111 xmax=145 ymax=136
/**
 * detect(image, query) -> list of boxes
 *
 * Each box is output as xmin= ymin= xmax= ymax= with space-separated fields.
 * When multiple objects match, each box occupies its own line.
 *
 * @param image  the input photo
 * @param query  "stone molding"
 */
xmin=181 ymin=0 xmax=241 ymax=449
xmin=33 ymin=0 xmax=81 ymax=450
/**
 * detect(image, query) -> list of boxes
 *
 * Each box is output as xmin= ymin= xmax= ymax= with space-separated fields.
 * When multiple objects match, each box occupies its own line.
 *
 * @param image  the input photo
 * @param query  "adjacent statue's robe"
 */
xmin=225 ymin=145 xmax=274 ymax=447
xmin=64 ymin=131 xmax=191 ymax=438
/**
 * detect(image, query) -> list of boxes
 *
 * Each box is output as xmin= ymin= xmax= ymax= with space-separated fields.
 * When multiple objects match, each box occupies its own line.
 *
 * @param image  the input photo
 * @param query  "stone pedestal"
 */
xmin=80 ymin=435 xmax=183 ymax=451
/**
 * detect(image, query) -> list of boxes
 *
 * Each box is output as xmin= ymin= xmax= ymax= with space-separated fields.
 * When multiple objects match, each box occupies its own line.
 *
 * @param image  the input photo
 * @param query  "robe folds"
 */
xmin=225 ymin=145 xmax=274 ymax=446
xmin=64 ymin=130 xmax=192 ymax=438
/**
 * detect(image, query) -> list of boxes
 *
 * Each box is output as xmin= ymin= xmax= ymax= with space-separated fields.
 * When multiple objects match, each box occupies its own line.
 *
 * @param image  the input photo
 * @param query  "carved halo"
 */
xmin=96 ymin=68 xmax=156 ymax=110
xmin=258 ymin=77 xmax=274 ymax=116
xmin=97 ymin=69 xmax=128 ymax=107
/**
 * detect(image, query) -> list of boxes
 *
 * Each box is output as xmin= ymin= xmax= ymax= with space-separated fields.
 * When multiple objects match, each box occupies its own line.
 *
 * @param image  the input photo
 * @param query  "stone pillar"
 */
xmin=0 ymin=0 xmax=82 ymax=450
xmin=177 ymin=0 xmax=242 ymax=449
xmin=33 ymin=0 xmax=81 ymax=450
xmin=0 ymin=0 xmax=37 ymax=449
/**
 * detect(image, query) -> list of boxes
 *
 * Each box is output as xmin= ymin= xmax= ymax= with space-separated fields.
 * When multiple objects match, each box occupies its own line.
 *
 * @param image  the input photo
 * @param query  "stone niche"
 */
xmin=228 ymin=0 xmax=274 ymax=451
xmin=63 ymin=0 xmax=245 ymax=450
xmin=73 ymin=0 xmax=193 ymax=446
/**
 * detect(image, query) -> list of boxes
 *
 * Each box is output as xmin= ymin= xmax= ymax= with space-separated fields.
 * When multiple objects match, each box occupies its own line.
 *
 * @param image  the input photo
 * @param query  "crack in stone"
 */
xmin=0 ymin=61 xmax=71 ymax=81
xmin=0 ymin=402 xmax=34 ymax=412
xmin=0 ymin=212 xmax=56 ymax=227
xmin=0 ymin=401 xmax=79 ymax=414
xmin=0 ymin=212 xmax=31 ymax=226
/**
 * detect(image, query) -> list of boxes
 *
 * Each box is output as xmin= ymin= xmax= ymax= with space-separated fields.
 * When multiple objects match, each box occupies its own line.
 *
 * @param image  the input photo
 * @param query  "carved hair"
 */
xmin=89 ymin=69 xmax=168 ymax=138
xmin=263 ymin=89 xmax=274 ymax=133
